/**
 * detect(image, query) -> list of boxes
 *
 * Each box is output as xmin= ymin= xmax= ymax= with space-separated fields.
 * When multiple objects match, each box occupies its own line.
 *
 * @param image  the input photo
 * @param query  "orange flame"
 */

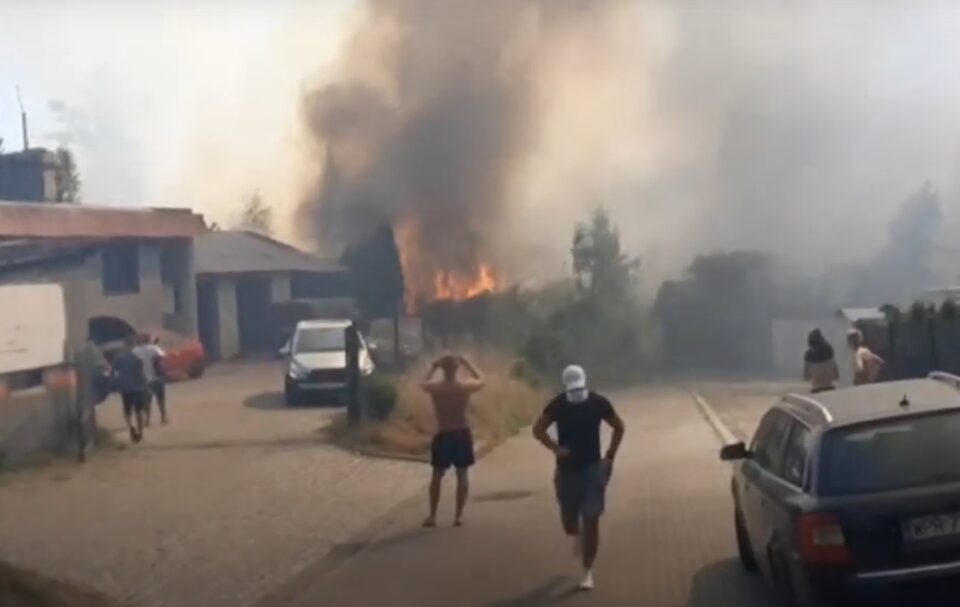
xmin=433 ymin=264 xmax=497 ymax=301
xmin=393 ymin=218 xmax=499 ymax=312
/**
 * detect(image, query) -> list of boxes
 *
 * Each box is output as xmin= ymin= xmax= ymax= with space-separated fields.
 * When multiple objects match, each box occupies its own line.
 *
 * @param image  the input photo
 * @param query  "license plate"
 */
xmin=902 ymin=512 xmax=960 ymax=541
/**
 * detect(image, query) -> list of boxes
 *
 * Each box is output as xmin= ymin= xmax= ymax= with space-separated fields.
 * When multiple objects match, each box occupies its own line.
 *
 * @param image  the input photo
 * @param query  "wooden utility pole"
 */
xmin=345 ymin=323 xmax=361 ymax=426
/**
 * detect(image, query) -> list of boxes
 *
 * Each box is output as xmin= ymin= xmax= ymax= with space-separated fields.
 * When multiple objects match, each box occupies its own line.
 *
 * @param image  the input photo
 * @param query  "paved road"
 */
xmin=0 ymin=362 xmax=424 ymax=607
xmin=259 ymin=387 xmax=775 ymax=607
xmin=695 ymin=381 xmax=803 ymax=441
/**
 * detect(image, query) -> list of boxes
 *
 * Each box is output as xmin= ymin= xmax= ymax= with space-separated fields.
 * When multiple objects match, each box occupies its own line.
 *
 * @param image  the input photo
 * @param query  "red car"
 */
xmin=148 ymin=329 xmax=206 ymax=381
xmin=101 ymin=329 xmax=206 ymax=382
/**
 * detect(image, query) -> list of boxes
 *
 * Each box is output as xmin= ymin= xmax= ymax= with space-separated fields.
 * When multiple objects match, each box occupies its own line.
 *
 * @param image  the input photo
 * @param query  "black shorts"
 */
xmin=121 ymin=391 xmax=146 ymax=417
xmin=149 ymin=380 xmax=166 ymax=401
xmin=431 ymin=429 xmax=475 ymax=470
xmin=555 ymin=463 xmax=609 ymax=520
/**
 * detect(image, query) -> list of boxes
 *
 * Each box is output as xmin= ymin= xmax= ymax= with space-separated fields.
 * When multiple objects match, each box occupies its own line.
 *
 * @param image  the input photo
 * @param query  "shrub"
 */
xmin=908 ymin=300 xmax=931 ymax=322
xmin=940 ymin=299 xmax=959 ymax=320
xmin=363 ymin=374 xmax=398 ymax=421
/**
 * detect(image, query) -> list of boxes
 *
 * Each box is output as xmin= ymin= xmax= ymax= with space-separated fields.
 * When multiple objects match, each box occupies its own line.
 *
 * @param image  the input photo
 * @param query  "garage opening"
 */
xmin=236 ymin=277 xmax=272 ymax=354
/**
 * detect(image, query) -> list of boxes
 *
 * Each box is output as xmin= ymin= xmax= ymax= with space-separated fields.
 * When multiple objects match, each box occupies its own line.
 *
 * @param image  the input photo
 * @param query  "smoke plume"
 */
xmin=298 ymin=0 xmax=617 ymax=297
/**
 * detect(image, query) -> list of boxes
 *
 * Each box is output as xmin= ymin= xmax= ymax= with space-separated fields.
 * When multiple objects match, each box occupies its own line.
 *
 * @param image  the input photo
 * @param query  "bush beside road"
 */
xmin=331 ymin=351 xmax=548 ymax=459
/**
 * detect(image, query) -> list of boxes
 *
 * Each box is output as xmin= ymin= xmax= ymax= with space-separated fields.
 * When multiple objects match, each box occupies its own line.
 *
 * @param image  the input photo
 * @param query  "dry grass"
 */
xmin=333 ymin=351 xmax=549 ymax=458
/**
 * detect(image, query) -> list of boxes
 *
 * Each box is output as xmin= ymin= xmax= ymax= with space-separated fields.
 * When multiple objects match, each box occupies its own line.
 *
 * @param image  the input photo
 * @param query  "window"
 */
xmin=781 ymin=422 xmax=812 ymax=488
xmin=294 ymin=327 xmax=346 ymax=354
xmin=819 ymin=411 xmax=960 ymax=497
xmin=102 ymin=243 xmax=140 ymax=295
xmin=750 ymin=410 xmax=792 ymax=475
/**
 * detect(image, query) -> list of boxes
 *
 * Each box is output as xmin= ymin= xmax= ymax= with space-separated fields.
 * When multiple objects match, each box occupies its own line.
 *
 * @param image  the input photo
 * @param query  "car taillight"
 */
xmin=798 ymin=513 xmax=851 ymax=566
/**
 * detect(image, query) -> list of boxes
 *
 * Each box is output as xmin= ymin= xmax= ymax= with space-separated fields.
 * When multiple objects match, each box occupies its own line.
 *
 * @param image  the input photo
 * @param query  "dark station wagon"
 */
xmin=721 ymin=372 xmax=960 ymax=606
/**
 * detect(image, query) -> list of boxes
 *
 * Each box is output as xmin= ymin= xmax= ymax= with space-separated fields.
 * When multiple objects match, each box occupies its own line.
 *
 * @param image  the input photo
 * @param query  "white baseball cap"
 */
xmin=561 ymin=365 xmax=587 ymax=391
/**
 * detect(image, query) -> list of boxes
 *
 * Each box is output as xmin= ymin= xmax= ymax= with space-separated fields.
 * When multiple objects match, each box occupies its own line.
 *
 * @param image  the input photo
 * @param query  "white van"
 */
xmin=281 ymin=319 xmax=374 ymax=406
xmin=0 ymin=283 xmax=66 ymax=375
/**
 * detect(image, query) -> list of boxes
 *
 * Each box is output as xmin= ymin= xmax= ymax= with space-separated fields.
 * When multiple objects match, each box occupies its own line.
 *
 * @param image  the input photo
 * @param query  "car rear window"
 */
xmin=819 ymin=411 xmax=960 ymax=496
xmin=295 ymin=328 xmax=345 ymax=353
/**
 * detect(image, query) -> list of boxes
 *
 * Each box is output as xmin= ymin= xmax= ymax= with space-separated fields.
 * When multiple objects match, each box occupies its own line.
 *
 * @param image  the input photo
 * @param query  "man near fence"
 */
xmin=847 ymin=328 xmax=885 ymax=385
xmin=420 ymin=354 xmax=485 ymax=528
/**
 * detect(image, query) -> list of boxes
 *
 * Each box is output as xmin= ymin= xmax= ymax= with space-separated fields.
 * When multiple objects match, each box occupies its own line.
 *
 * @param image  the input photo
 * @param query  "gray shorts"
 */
xmin=554 ymin=463 xmax=609 ymax=520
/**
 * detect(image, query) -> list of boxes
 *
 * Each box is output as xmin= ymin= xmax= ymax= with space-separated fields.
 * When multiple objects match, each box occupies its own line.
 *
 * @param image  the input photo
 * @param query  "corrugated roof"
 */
xmin=194 ymin=230 xmax=342 ymax=275
xmin=0 ymin=238 xmax=100 ymax=271
xmin=0 ymin=201 xmax=206 ymax=238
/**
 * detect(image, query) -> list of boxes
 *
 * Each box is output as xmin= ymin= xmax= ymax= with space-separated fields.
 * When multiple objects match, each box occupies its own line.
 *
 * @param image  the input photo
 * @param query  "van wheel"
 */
xmin=735 ymin=509 xmax=758 ymax=572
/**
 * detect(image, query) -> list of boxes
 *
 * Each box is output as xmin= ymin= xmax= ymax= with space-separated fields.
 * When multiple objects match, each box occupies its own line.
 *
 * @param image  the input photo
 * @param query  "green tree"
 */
xmin=234 ymin=190 xmax=273 ymax=235
xmin=572 ymin=208 xmax=640 ymax=302
xmin=340 ymin=223 xmax=405 ymax=319
xmin=523 ymin=208 xmax=646 ymax=383
xmin=54 ymin=147 xmax=81 ymax=203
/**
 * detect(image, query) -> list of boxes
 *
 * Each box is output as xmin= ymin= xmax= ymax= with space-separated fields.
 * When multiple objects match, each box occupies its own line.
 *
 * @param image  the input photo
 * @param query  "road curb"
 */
xmin=688 ymin=388 xmax=739 ymax=446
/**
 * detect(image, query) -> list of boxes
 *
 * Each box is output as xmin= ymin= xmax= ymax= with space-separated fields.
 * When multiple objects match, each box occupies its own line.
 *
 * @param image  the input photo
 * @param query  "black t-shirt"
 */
xmin=543 ymin=392 xmax=616 ymax=470
xmin=112 ymin=350 xmax=147 ymax=393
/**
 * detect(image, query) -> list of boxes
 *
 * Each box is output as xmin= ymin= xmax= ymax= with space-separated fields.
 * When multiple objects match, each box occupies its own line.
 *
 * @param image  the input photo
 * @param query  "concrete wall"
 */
xmin=0 ymin=239 xmax=197 ymax=352
xmin=270 ymin=273 xmax=292 ymax=303
xmin=0 ymin=387 xmax=73 ymax=465
xmin=216 ymin=278 xmax=240 ymax=360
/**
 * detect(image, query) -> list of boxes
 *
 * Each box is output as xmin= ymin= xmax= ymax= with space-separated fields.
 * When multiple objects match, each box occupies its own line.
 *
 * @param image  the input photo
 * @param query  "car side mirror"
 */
xmin=278 ymin=343 xmax=291 ymax=358
xmin=719 ymin=441 xmax=749 ymax=461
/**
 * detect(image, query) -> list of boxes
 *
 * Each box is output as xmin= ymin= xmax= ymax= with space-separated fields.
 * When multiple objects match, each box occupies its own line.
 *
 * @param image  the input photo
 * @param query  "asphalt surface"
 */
xmin=258 ymin=387 xmax=776 ymax=607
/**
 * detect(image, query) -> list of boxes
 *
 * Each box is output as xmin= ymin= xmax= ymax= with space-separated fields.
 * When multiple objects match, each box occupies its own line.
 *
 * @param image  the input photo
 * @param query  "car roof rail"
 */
xmin=928 ymin=371 xmax=960 ymax=390
xmin=783 ymin=393 xmax=834 ymax=423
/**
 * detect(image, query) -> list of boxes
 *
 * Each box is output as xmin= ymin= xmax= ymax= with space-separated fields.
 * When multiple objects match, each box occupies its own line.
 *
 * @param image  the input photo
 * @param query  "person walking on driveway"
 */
xmin=421 ymin=354 xmax=485 ymax=528
xmin=112 ymin=336 xmax=149 ymax=443
xmin=133 ymin=333 xmax=168 ymax=425
xmin=532 ymin=364 xmax=625 ymax=592
xmin=803 ymin=328 xmax=839 ymax=393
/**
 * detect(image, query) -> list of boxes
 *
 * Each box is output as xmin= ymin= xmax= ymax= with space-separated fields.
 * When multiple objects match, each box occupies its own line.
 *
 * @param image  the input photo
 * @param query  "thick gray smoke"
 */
xmin=299 ymin=1 xmax=960 ymax=303
xmin=298 ymin=0 xmax=611 ymax=297
xmin=604 ymin=2 xmax=960 ymax=290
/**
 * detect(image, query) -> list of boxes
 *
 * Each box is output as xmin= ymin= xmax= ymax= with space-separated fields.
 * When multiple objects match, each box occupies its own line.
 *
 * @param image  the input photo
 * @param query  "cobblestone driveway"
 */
xmin=0 ymin=362 xmax=425 ymax=607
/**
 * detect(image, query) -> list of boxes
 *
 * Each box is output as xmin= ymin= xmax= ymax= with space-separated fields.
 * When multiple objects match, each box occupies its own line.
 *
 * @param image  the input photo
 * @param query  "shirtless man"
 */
xmin=847 ymin=328 xmax=885 ymax=385
xmin=421 ymin=354 xmax=485 ymax=527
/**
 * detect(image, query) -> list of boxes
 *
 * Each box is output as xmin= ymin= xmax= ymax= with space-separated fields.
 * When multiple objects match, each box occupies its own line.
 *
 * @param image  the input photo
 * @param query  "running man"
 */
xmin=112 ymin=336 xmax=149 ymax=443
xmin=533 ymin=364 xmax=625 ymax=591
xmin=133 ymin=333 xmax=167 ymax=425
xmin=421 ymin=354 xmax=485 ymax=528
xmin=847 ymin=328 xmax=885 ymax=385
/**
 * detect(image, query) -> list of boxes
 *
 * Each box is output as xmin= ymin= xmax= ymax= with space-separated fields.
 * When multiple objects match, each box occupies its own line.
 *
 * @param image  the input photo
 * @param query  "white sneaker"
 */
xmin=578 ymin=570 xmax=594 ymax=591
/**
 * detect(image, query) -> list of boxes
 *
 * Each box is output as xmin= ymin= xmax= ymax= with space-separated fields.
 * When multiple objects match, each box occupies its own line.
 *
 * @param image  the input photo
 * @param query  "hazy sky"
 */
xmin=0 ymin=0 xmax=351 ymax=223
xmin=3 ymin=1 xmax=960 ymax=286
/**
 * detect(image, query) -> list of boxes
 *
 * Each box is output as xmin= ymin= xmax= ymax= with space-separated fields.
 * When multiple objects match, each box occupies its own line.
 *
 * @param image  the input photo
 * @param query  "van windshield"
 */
xmin=819 ymin=411 xmax=960 ymax=496
xmin=294 ymin=328 xmax=345 ymax=354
